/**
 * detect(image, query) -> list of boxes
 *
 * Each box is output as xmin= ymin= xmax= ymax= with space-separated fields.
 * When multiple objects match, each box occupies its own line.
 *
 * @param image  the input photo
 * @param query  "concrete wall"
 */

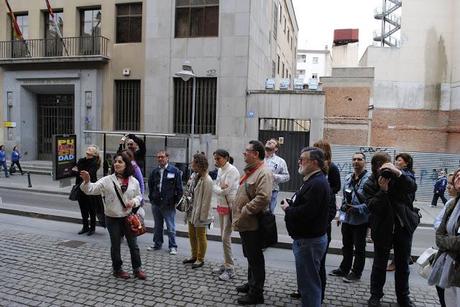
xmin=332 ymin=43 xmax=359 ymax=68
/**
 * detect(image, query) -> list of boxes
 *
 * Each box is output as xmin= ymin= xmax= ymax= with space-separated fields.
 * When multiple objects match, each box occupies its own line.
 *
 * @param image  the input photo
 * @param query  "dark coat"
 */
xmin=327 ymin=162 xmax=341 ymax=223
xmin=75 ymin=157 xmax=98 ymax=185
xmin=148 ymin=164 xmax=183 ymax=208
xmin=285 ymin=171 xmax=331 ymax=239
xmin=362 ymin=172 xmax=417 ymax=249
xmin=434 ymin=176 xmax=447 ymax=194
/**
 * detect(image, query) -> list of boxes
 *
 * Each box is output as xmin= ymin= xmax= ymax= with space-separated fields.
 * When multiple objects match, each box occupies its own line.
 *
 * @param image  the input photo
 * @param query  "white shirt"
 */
xmin=213 ymin=162 xmax=240 ymax=208
xmin=159 ymin=163 xmax=169 ymax=192
xmin=265 ymin=153 xmax=290 ymax=191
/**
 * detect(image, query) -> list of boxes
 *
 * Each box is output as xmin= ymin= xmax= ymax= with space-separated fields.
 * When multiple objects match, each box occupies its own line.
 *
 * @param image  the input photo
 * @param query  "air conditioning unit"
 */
xmin=122 ymin=68 xmax=131 ymax=76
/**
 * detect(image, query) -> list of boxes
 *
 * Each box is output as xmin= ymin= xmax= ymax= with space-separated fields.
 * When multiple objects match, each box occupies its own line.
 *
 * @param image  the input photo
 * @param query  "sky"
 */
xmin=292 ymin=0 xmax=382 ymax=55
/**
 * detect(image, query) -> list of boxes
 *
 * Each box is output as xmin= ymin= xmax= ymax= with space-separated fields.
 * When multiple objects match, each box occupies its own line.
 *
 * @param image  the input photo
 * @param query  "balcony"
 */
xmin=0 ymin=36 xmax=110 ymax=66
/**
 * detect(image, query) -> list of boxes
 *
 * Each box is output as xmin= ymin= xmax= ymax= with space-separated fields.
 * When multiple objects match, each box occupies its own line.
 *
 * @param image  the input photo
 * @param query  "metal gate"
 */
xmin=37 ymin=94 xmax=74 ymax=160
xmin=259 ymin=118 xmax=310 ymax=192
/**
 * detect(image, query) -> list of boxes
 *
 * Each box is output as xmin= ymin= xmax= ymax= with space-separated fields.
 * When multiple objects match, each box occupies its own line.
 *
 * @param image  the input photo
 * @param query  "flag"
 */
xmin=44 ymin=0 xmax=69 ymax=56
xmin=4 ymin=0 xmax=30 ymax=56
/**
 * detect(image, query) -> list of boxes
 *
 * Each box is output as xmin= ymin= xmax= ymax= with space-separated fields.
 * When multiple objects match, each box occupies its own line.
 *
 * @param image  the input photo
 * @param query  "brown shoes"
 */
xmin=134 ymin=270 xmax=147 ymax=280
xmin=113 ymin=270 xmax=130 ymax=279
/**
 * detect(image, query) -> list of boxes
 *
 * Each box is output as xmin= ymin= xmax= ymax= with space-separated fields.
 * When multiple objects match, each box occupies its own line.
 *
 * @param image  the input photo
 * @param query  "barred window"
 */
xmin=174 ymin=77 xmax=217 ymax=135
xmin=273 ymin=2 xmax=278 ymax=40
xmin=115 ymin=80 xmax=141 ymax=131
xmin=175 ymin=0 xmax=219 ymax=38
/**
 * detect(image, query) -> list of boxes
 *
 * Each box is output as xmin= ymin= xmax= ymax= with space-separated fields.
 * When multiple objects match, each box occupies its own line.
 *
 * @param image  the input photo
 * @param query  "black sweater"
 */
xmin=285 ymin=171 xmax=331 ymax=239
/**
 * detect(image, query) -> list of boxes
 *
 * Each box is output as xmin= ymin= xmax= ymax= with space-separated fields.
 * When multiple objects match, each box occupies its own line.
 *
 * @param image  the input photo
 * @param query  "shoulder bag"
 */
xmin=69 ymin=184 xmax=80 ymax=201
xmin=112 ymin=181 xmax=146 ymax=237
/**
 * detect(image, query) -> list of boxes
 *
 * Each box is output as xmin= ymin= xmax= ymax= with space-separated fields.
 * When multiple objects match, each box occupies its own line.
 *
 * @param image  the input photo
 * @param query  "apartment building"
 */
xmin=1 ymin=0 xmax=303 ymax=168
xmin=296 ymin=48 xmax=332 ymax=88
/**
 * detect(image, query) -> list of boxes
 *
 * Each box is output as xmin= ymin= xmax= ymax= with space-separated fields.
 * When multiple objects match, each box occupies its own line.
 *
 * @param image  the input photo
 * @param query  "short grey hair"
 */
xmin=301 ymin=147 xmax=325 ymax=169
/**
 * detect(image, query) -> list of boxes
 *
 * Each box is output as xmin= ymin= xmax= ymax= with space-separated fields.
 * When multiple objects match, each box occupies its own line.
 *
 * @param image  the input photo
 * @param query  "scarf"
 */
xmin=429 ymin=199 xmax=460 ymax=288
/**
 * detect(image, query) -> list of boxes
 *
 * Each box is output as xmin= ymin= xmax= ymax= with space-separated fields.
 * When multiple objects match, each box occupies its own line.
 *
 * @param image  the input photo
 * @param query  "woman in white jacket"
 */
xmin=212 ymin=149 xmax=240 ymax=281
xmin=80 ymin=150 xmax=146 ymax=280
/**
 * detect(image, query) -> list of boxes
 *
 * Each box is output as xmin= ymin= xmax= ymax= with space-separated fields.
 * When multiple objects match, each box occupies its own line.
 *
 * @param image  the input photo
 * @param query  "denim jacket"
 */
xmin=339 ymin=170 xmax=370 ymax=225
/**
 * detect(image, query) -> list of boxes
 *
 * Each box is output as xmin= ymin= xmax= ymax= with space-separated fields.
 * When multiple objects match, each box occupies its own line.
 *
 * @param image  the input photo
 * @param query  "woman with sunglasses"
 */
xmin=80 ymin=150 xmax=146 ymax=280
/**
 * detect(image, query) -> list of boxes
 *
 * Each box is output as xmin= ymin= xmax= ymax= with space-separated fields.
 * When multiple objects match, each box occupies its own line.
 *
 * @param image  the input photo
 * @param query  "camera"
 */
xmin=379 ymin=168 xmax=395 ymax=179
xmin=344 ymin=187 xmax=353 ymax=204
xmin=281 ymin=199 xmax=293 ymax=206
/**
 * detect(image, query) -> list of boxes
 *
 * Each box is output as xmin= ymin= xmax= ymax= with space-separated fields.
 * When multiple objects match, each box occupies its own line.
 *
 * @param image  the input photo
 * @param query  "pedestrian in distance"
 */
xmin=329 ymin=152 xmax=370 ymax=284
xmin=79 ymin=151 xmax=146 ymax=280
xmin=10 ymin=145 xmax=24 ymax=175
xmin=429 ymin=168 xmax=460 ymax=307
xmin=72 ymin=145 xmax=102 ymax=236
xmin=362 ymin=152 xmax=417 ymax=307
xmin=148 ymin=150 xmax=183 ymax=255
xmin=118 ymin=133 xmax=146 ymax=172
xmin=281 ymin=147 xmax=331 ymax=307
xmin=212 ymin=149 xmax=240 ymax=281
xmin=233 ymin=140 xmax=272 ymax=305
xmin=0 ymin=145 xmax=9 ymax=178
xmin=431 ymin=170 xmax=448 ymax=207
xmin=264 ymin=138 xmax=290 ymax=213
xmin=432 ymin=172 xmax=457 ymax=307
xmin=182 ymin=153 xmax=213 ymax=269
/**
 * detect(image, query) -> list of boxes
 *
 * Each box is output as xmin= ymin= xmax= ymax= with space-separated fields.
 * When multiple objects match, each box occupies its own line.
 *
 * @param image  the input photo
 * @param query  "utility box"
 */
xmin=333 ymin=29 xmax=359 ymax=46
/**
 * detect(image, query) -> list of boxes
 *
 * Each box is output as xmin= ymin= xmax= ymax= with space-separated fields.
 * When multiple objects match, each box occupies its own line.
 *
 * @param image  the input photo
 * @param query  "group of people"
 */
xmin=0 ymin=144 xmax=25 ymax=177
xmin=70 ymin=133 xmax=460 ymax=307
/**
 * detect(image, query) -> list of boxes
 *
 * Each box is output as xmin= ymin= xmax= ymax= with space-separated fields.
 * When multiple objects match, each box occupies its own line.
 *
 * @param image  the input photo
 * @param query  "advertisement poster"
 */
xmin=52 ymin=134 xmax=77 ymax=180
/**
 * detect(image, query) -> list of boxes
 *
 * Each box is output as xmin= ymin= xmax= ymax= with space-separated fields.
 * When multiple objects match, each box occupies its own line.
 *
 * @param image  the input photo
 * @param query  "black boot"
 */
xmin=237 ymin=294 xmax=264 ymax=305
xmin=78 ymin=227 xmax=89 ymax=235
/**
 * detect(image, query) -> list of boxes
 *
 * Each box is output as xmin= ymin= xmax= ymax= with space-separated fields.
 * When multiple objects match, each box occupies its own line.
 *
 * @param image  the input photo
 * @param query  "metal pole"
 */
xmin=190 ymin=76 xmax=196 ymax=161
xmin=27 ymin=171 xmax=32 ymax=188
xmin=381 ymin=0 xmax=386 ymax=46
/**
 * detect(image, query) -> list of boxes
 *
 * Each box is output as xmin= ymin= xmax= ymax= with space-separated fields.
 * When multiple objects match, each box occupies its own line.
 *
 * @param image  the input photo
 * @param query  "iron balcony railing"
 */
xmin=0 ymin=35 xmax=109 ymax=60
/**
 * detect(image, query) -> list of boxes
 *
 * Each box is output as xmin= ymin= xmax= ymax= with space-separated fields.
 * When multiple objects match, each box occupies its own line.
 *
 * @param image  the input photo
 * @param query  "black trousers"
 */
xmin=431 ymin=192 xmax=447 ymax=207
xmin=370 ymin=224 xmax=412 ymax=303
xmin=106 ymin=216 xmax=142 ymax=272
xmin=77 ymin=193 xmax=97 ymax=230
xmin=10 ymin=161 xmax=23 ymax=173
xmin=339 ymin=223 xmax=368 ymax=277
xmin=240 ymin=230 xmax=265 ymax=297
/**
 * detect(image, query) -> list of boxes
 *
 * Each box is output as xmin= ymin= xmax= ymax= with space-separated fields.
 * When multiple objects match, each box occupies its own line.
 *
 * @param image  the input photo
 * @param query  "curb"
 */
xmin=0 ymin=206 xmax=423 ymax=259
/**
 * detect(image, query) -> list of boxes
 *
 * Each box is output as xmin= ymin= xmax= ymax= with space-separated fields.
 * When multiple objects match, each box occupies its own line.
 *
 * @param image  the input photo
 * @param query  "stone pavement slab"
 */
xmin=0 ymin=227 xmax=439 ymax=306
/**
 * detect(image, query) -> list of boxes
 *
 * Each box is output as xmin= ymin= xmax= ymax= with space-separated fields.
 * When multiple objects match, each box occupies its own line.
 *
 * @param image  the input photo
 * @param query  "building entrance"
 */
xmin=37 ymin=94 xmax=74 ymax=160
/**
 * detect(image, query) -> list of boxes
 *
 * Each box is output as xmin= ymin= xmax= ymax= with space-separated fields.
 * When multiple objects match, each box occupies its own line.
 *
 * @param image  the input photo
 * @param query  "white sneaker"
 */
xmin=212 ymin=265 xmax=225 ymax=274
xmin=219 ymin=269 xmax=235 ymax=281
xmin=169 ymin=248 xmax=177 ymax=255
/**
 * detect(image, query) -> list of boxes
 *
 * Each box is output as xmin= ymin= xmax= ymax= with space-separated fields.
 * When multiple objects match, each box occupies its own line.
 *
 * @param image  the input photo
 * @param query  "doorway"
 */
xmin=37 ymin=94 xmax=74 ymax=160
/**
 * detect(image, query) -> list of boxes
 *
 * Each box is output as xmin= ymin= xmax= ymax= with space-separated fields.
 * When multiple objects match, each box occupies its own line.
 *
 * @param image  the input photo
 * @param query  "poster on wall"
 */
xmin=52 ymin=134 xmax=77 ymax=180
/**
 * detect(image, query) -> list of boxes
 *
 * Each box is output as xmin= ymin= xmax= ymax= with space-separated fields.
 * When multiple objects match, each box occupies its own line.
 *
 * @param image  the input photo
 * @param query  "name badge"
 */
xmin=167 ymin=173 xmax=175 ymax=179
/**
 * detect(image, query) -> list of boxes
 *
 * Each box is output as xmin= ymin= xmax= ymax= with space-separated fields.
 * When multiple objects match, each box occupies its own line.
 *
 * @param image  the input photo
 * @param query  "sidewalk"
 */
xmin=0 ymin=172 xmax=442 ymax=258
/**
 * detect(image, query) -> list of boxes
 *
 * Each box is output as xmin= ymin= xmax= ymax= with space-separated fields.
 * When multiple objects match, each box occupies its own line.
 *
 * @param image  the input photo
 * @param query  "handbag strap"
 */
xmin=113 ymin=180 xmax=140 ymax=214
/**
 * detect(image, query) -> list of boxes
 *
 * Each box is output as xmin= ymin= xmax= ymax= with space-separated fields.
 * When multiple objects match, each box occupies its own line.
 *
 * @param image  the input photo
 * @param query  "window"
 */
xmin=10 ymin=13 xmax=28 ymax=40
xmin=283 ymin=17 xmax=286 ymax=33
xmin=44 ymin=11 xmax=64 ymax=56
xmin=115 ymin=80 xmax=141 ymax=131
xmin=175 ymin=0 xmax=219 ymax=38
xmin=9 ymin=13 xmax=28 ymax=58
xmin=279 ymin=4 xmax=282 ymax=23
xmin=312 ymin=57 xmax=319 ymax=64
xmin=273 ymin=2 xmax=278 ymax=40
xmin=297 ymin=54 xmax=306 ymax=63
xmin=282 ymin=63 xmax=285 ymax=78
xmin=80 ymin=8 xmax=101 ymax=54
xmin=297 ymin=69 xmax=306 ymax=77
xmin=277 ymin=55 xmax=280 ymax=74
xmin=116 ymin=3 xmax=142 ymax=43
xmin=174 ymin=77 xmax=217 ymax=135
xmin=272 ymin=61 xmax=276 ymax=77
xmin=287 ymin=29 xmax=290 ymax=43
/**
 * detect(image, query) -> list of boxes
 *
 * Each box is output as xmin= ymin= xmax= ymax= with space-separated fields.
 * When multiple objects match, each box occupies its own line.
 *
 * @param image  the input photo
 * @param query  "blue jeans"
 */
xmin=151 ymin=205 xmax=177 ymax=249
xmin=293 ymin=235 xmax=327 ymax=307
xmin=105 ymin=216 xmax=142 ymax=272
xmin=269 ymin=190 xmax=279 ymax=213
xmin=1 ymin=161 xmax=8 ymax=177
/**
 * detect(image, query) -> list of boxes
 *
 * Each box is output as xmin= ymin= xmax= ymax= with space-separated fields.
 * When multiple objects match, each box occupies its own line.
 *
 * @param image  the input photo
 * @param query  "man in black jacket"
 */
xmin=148 ymin=150 xmax=183 ymax=255
xmin=281 ymin=147 xmax=330 ymax=307
xmin=362 ymin=152 xmax=417 ymax=307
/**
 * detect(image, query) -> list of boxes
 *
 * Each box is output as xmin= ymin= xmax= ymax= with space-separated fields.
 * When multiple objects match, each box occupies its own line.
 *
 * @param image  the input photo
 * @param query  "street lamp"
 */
xmin=175 ymin=61 xmax=197 ymax=164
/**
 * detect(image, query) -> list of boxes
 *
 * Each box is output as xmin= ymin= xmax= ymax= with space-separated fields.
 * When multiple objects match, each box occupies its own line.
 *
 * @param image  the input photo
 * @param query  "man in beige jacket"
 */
xmin=233 ymin=140 xmax=273 ymax=305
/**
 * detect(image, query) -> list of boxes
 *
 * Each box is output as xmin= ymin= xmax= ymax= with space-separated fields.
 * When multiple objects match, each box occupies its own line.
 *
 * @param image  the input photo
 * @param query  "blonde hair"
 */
xmin=86 ymin=145 xmax=101 ymax=169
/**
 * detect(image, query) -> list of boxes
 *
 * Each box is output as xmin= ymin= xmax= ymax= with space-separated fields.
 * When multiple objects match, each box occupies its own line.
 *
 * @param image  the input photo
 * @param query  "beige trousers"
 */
xmin=219 ymin=213 xmax=234 ymax=268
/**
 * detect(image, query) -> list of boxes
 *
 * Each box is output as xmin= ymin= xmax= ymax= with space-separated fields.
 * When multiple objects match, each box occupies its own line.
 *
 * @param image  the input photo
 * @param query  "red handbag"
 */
xmin=113 ymin=181 xmax=146 ymax=237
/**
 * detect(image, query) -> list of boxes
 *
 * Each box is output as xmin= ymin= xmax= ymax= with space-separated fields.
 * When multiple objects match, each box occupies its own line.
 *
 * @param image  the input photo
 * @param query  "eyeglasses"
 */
xmin=298 ymin=157 xmax=310 ymax=162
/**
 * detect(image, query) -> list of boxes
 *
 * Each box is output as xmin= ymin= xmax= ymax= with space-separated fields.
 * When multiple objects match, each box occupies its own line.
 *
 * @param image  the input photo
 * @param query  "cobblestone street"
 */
xmin=0 ymin=215 xmax=440 ymax=307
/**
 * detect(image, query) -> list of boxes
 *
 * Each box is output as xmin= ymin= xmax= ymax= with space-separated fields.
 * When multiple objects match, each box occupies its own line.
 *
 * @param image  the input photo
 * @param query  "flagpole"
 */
xmin=5 ymin=0 xmax=31 ymax=57
xmin=45 ymin=0 xmax=69 ymax=56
